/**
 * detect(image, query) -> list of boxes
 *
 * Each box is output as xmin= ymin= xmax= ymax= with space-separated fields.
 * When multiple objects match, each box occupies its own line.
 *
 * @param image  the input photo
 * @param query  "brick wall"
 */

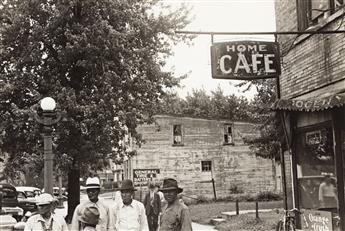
xmin=131 ymin=115 xmax=276 ymax=199
xmin=275 ymin=1 xmax=345 ymax=99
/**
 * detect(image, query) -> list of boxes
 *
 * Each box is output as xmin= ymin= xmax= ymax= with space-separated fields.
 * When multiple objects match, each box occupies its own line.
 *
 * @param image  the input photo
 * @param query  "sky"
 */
xmin=161 ymin=0 xmax=276 ymax=99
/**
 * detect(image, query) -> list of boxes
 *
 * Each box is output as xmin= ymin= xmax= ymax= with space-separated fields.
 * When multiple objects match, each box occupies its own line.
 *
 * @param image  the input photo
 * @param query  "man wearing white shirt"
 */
xmin=25 ymin=193 xmax=69 ymax=231
xmin=71 ymin=177 xmax=112 ymax=231
xmin=110 ymin=179 xmax=148 ymax=231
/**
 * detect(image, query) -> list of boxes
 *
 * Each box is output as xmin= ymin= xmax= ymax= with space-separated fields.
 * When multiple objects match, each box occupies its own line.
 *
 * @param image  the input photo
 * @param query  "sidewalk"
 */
xmin=192 ymin=222 xmax=217 ymax=230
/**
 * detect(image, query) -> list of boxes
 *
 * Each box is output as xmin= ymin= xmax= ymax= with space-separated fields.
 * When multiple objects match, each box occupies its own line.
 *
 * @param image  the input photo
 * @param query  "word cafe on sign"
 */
xmin=210 ymin=41 xmax=280 ymax=80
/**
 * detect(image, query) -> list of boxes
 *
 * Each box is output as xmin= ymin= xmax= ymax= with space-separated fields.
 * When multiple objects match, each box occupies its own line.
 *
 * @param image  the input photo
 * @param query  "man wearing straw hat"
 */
xmin=24 ymin=193 xmax=69 ymax=231
xmin=159 ymin=178 xmax=192 ymax=231
xmin=71 ymin=177 xmax=112 ymax=231
xmin=109 ymin=179 xmax=148 ymax=231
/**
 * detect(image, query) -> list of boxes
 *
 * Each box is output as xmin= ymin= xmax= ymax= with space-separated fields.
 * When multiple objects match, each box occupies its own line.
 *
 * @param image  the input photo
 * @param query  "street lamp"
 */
xmin=34 ymin=97 xmax=61 ymax=195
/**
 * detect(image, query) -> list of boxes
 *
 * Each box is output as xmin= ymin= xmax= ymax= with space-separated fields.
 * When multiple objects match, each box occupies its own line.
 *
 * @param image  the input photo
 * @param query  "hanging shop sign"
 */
xmin=300 ymin=209 xmax=333 ymax=231
xmin=133 ymin=168 xmax=160 ymax=187
xmin=210 ymin=41 xmax=280 ymax=80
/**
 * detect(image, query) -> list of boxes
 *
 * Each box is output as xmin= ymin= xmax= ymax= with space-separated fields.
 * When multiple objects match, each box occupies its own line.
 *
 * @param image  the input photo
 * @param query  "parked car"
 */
xmin=16 ymin=190 xmax=37 ymax=213
xmin=0 ymin=184 xmax=24 ymax=221
xmin=1 ymin=184 xmax=36 ymax=214
xmin=15 ymin=186 xmax=41 ymax=200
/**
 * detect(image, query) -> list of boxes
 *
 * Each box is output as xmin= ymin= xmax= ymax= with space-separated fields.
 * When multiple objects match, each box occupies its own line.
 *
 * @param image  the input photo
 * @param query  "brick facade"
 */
xmin=275 ymin=1 xmax=345 ymax=99
xmin=130 ymin=115 xmax=276 ymax=199
xmin=274 ymin=1 xmax=345 ymax=223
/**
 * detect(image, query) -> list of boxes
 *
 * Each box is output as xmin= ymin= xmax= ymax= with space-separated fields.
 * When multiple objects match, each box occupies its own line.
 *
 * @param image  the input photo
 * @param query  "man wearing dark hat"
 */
xmin=78 ymin=206 xmax=100 ymax=231
xmin=159 ymin=178 xmax=192 ymax=231
xmin=71 ymin=177 xmax=112 ymax=231
xmin=143 ymin=183 xmax=161 ymax=231
xmin=109 ymin=179 xmax=148 ymax=231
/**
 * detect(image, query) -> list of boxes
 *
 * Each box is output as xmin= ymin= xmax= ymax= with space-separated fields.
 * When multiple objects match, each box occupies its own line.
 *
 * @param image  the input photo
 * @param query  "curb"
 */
xmin=222 ymin=209 xmax=273 ymax=218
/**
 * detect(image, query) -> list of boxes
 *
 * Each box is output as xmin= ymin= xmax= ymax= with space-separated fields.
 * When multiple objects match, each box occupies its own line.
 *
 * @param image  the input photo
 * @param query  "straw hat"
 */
xmin=86 ymin=177 xmax=101 ymax=189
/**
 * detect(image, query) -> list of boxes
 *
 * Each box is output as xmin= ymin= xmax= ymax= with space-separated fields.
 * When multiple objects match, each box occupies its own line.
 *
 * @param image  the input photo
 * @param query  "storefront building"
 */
xmin=274 ymin=1 xmax=345 ymax=230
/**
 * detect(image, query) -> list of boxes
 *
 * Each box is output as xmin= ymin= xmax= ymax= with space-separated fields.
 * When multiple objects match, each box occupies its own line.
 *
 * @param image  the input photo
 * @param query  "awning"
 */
xmin=273 ymin=92 xmax=345 ymax=112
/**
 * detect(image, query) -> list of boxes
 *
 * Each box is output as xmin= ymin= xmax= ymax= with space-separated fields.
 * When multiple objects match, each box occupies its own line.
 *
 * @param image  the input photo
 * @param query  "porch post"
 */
xmin=332 ymin=108 xmax=345 ymax=231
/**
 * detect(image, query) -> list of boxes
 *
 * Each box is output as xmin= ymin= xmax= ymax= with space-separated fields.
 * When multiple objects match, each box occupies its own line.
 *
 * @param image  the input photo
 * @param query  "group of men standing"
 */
xmin=23 ymin=177 xmax=192 ymax=231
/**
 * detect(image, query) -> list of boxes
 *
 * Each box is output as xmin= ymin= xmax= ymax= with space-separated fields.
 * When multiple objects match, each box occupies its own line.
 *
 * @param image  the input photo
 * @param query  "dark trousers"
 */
xmin=147 ymin=210 xmax=159 ymax=231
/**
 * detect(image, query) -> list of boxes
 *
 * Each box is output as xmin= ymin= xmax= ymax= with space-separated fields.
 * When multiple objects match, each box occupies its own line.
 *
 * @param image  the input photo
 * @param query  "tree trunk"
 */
xmin=66 ymin=166 xmax=80 ymax=223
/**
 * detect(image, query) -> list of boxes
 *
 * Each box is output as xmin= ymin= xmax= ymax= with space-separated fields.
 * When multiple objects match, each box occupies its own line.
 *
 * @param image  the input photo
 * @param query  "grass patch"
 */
xmin=189 ymin=200 xmax=283 ymax=225
xmin=216 ymin=212 xmax=281 ymax=231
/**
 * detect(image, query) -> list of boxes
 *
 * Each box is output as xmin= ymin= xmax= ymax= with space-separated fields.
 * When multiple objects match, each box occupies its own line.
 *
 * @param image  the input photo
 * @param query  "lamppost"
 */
xmin=34 ymin=97 xmax=62 ymax=195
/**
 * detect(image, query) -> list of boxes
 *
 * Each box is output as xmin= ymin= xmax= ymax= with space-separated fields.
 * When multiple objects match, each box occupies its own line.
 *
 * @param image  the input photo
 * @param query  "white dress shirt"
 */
xmin=110 ymin=199 xmax=148 ymax=231
xmin=24 ymin=213 xmax=68 ymax=231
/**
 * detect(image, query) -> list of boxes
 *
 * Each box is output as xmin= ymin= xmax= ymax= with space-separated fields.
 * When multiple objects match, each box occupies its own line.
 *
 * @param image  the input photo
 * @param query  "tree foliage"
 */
xmin=0 ymin=0 xmax=191 ymax=186
xmin=238 ymin=79 xmax=284 ymax=161
xmin=156 ymin=87 xmax=253 ymax=122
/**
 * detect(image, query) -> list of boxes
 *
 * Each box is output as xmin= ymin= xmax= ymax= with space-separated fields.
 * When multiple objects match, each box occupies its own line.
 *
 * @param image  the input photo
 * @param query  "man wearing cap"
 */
xmin=109 ymin=179 xmax=148 ymax=231
xmin=24 ymin=193 xmax=69 ymax=231
xmin=159 ymin=178 xmax=192 ymax=231
xmin=71 ymin=177 xmax=112 ymax=231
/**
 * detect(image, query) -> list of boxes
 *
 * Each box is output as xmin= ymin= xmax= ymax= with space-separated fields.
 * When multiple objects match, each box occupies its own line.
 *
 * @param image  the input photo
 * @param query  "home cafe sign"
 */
xmin=211 ymin=41 xmax=280 ymax=80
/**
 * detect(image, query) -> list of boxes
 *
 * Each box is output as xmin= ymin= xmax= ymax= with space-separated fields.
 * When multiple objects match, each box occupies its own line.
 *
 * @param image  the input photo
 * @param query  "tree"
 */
xmin=157 ymin=90 xmax=186 ymax=115
xmin=155 ymin=87 xmax=254 ymax=122
xmin=184 ymin=89 xmax=212 ymax=118
xmin=240 ymin=79 xmax=284 ymax=161
xmin=0 ymin=0 xmax=191 ymax=220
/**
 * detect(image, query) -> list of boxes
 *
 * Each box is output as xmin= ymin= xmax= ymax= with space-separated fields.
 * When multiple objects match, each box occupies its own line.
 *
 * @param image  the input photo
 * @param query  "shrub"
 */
xmin=229 ymin=185 xmax=244 ymax=194
xmin=256 ymin=191 xmax=282 ymax=201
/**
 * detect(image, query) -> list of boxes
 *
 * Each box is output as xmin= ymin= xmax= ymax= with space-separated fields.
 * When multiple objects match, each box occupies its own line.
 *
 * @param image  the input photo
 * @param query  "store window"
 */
xmin=172 ymin=124 xmax=183 ymax=145
xmin=223 ymin=124 xmax=233 ymax=145
xmin=296 ymin=125 xmax=338 ymax=213
xmin=201 ymin=161 xmax=212 ymax=172
xmin=297 ymin=0 xmax=344 ymax=30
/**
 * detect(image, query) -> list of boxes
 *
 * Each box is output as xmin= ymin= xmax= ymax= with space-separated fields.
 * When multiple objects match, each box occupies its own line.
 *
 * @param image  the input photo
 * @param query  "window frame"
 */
xmin=295 ymin=122 xmax=338 ymax=211
xmin=172 ymin=124 xmax=184 ymax=146
xmin=296 ymin=0 xmax=344 ymax=31
xmin=201 ymin=160 xmax=212 ymax=172
xmin=223 ymin=123 xmax=234 ymax=145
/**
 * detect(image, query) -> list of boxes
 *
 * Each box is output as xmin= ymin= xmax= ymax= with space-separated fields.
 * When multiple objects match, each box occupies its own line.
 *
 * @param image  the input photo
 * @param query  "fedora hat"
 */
xmin=79 ymin=206 xmax=100 ymax=226
xmin=119 ymin=179 xmax=137 ymax=191
xmin=160 ymin=178 xmax=183 ymax=193
xmin=86 ymin=177 xmax=100 ymax=189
